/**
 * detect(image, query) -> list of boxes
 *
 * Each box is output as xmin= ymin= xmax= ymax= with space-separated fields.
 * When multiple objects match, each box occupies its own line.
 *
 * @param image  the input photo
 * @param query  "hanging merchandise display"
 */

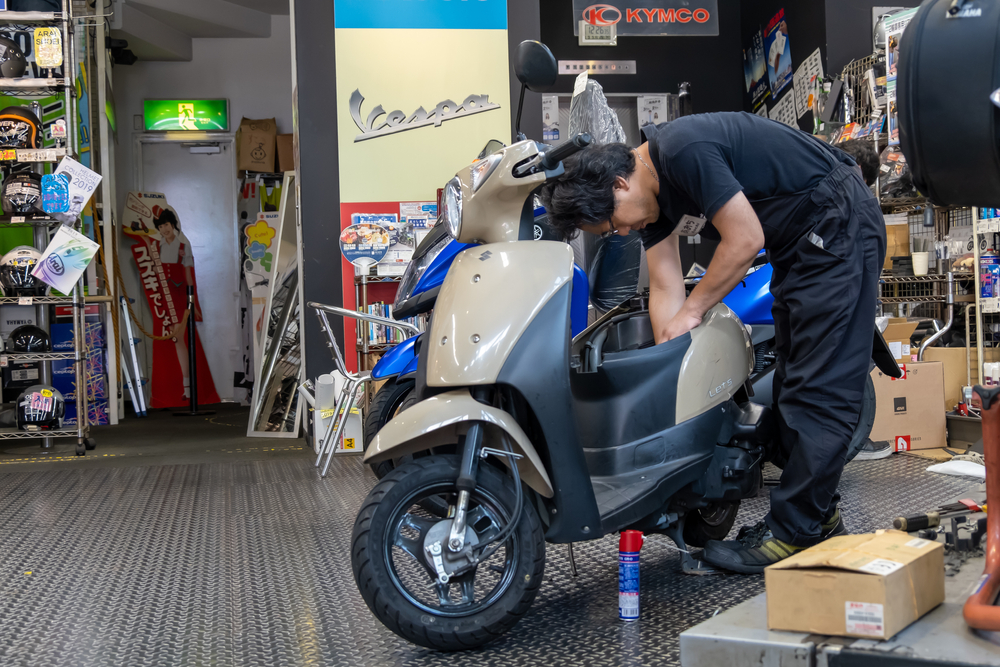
xmin=0 ymin=245 xmax=45 ymax=295
xmin=339 ymin=222 xmax=390 ymax=269
xmin=49 ymin=155 xmax=101 ymax=225
xmin=1 ymin=172 xmax=43 ymax=214
xmin=121 ymin=192 xmax=220 ymax=408
xmin=884 ymin=8 xmax=917 ymax=147
xmin=16 ymin=384 xmax=65 ymax=431
xmin=41 ymin=172 xmax=69 ymax=212
xmin=31 ymin=224 xmax=98 ymax=295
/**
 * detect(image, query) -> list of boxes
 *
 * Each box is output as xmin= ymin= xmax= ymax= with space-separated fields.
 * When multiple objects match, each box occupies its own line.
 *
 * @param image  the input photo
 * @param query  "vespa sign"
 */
xmin=572 ymin=1 xmax=718 ymax=36
xmin=350 ymin=90 xmax=501 ymax=142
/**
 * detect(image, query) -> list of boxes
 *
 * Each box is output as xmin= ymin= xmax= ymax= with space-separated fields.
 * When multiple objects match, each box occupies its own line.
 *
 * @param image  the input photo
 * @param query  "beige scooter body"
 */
xmin=366 ymin=137 xmax=761 ymax=542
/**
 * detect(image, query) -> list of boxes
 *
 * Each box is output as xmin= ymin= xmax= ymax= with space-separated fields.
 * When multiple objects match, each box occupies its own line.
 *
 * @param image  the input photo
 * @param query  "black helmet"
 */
xmin=0 ymin=245 xmax=45 ymax=296
xmin=16 ymin=384 xmax=65 ymax=431
xmin=9 ymin=324 xmax=50 ymax=353
xmin=0 ymin=37 xmax=27 ymax=79
xmin=0 ymin=106 xmax=41 ymax=149
xmin=1 ymin=172 xmax=42 ymax=214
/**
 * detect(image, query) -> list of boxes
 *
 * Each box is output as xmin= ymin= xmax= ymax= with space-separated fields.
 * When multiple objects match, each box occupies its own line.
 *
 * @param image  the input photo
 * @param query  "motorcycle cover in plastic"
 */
xmin=898 ymin=0 xmax=1000 ymax=205
xmin=568 ymin=79 xmax=626 ymax=145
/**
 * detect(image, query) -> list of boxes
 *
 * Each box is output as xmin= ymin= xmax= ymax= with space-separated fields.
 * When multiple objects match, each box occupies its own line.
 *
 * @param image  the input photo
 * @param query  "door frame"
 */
xmin=131 ymin=131 xmax=242 ymax=403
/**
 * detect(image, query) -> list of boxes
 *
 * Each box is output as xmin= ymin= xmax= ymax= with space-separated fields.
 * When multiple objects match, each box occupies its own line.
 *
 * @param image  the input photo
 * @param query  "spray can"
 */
xmin=618 ymin=530 xmax=644 ymax=621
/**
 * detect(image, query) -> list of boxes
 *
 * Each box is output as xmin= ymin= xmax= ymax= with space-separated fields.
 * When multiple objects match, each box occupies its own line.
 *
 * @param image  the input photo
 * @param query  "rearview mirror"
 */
xmin=514 ymin=41 xmax=557 ymax=92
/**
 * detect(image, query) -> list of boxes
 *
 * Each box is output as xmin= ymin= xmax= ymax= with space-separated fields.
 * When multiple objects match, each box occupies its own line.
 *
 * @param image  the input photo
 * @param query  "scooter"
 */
xmin=351 ymin=41 xmax=901 ymax=650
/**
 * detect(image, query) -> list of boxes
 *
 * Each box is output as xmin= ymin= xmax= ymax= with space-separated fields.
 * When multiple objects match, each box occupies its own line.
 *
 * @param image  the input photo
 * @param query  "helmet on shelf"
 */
xmin=16 ymin=384 xmax=65 ymax=431
xmin=1 ymin=172 xmax=43 ymax=214
xmin=0 ymin=37 xmax=27 ymax=79
xmin=0 ymin=106 xmax=42 ymax=149
xmin=0 ymin=245 xmax=45 ymax=296
xmin=9 ymin=324 xmax=50 ymax=353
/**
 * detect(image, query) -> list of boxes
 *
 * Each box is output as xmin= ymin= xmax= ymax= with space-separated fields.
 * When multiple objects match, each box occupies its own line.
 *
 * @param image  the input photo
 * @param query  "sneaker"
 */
xmin=822 ymin=508 xmax=847 ymax=539
xmin=702 ymin=521 xmax=806 ymax=574
xmin=852 ymin=438 xmax=893 ymax=461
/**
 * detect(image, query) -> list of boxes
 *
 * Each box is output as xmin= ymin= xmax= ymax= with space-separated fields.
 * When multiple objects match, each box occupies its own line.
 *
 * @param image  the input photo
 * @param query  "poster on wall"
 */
xmin=743 ymin=28 xmax=769 ymax=111
xmin=542 ymin=95 xmax=560 ymax=142
xmin=792 ymin=48 xmax=823 ymax=119
xmin=763 ymin=9 xmax=792 ymax=98
xmin=122 ymin=192 xmax=220 ymax=408
xmin=637 ymin=95 xmax=668 ymax=130
xmin=243 ymin=211 xmax=279 ymax=366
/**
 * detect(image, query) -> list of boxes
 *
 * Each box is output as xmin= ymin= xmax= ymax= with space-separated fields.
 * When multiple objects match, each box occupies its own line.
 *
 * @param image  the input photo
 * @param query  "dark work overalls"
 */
xmin=763 ymin=163 xmax=886 ymax=546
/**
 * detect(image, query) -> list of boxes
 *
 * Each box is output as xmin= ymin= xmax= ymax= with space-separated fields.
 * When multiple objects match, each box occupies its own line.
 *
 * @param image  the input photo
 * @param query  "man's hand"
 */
xmin=660 ymin=307 xmax=702 ymax=341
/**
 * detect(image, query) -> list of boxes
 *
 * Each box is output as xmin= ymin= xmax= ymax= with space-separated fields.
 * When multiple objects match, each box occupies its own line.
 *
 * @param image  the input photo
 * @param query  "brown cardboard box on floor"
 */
xmin=870 ymin=361 xmax=946 ymax=451
xmin=276 ymin=134 xmax=294 ymax=172
xmin=766 ymin=531 xmax=944 ymax=639
xmin=882 ymin=319 xmax=918 ymax=363
xmin=236 ymin=117 xmax=276 ymax=172
xmin=920 ymin=347 xmax=967 ymax=412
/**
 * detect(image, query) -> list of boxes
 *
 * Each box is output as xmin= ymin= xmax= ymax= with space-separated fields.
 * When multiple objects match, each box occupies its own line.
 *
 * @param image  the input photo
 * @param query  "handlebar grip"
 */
xmin=540 ymin=133 xmax=592 ymax=171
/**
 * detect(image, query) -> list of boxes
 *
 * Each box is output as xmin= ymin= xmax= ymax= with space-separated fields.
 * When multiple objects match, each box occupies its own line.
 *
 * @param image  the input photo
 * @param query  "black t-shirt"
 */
xmin=637 ymin=112 xmax=855 ymax=251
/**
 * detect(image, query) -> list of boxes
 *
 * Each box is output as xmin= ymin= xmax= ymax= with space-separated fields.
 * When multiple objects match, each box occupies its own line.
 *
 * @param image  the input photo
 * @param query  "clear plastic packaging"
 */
xmin=568 ymin=78 xmax=626 ymax=145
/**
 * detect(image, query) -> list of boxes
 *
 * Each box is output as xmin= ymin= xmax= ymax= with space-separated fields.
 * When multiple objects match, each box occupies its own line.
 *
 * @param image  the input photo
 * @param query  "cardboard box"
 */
xmin=883 ymin=319 xmax=918 ymax=363
xmin=766 ymin=531 xmax=944 ymax=639
xmin=236 ymin=117 xmax=276 ymax=173
xmin=884 ymin=223 xmax=910 ymax=270
xmin=921 ymin=347 xmax=967 ymax=412
xmin=276 ymin=134 xmax=294 ymax=172
xmin=870 ymin=362 xmax=947 ymax=451
xmin=64 ymin=399 xmax=109 ymax=426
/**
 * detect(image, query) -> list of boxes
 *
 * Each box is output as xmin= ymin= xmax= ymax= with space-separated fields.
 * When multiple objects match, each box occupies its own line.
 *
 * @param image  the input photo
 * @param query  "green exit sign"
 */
xmin=143 ymin=99 xmax=229 ymax=131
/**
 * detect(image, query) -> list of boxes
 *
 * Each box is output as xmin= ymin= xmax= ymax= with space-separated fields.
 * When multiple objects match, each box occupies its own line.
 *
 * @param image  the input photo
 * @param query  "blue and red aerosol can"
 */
xmin=618 ymin=530 xmax=644 ymax=621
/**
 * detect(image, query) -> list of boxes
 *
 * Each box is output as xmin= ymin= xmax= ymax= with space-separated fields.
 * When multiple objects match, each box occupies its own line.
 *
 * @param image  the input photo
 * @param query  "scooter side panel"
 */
xmin=370 ymin=334 xmax=420 ymax=380
xmin=427 ymin=241 xmax=574 ymax=387
xmin=497 ymin=283 xmax=603 ymax=543
xmin=675 ymin=304 xmax=754 ymax=424
xmin=366 ymin=389 xmax=554 ymax=498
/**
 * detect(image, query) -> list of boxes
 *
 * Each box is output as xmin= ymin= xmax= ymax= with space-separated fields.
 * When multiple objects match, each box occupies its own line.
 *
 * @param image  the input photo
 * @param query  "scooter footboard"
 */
xmin=366 ymin=389 xmax=554 ymax=498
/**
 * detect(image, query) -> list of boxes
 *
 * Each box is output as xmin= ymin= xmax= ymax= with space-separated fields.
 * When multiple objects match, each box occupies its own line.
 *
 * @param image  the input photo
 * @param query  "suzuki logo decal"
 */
xmin=479 ymin=251 xmax=493 ymax=261
xmin=583 ymin=3 xmax=622 ymax=25
xmin=350 ymin=90 xmax=501 ymax=143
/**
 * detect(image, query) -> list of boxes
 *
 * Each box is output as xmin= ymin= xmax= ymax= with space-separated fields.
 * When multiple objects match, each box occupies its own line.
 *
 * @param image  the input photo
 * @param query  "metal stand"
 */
xmin=306 ymin=302 xmax=418 ymax=477
xmin=120 ymin=296 xmax=146 ymax=416
xmin=174 ymin=286 xmax=214 ymax=417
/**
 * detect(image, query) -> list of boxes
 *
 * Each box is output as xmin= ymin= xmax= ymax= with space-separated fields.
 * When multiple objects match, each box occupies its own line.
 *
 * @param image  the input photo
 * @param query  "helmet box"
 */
xmin=898 ymin=0 xmax=1000 ymax=205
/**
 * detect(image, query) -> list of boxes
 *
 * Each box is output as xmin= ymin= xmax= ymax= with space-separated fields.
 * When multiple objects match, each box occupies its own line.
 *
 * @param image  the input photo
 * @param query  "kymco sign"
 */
xmin=573 ymin=0 xmax=718 ymax=36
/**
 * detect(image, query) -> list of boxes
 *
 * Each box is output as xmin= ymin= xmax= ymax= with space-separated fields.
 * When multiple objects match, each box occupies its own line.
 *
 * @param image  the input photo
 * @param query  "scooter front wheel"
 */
xmin=351 ymin=454 xmax=545 ymax=650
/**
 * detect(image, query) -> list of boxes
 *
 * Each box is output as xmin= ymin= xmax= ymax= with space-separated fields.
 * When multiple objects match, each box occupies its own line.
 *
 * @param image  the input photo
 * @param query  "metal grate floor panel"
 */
xmin=0 ymin=453 xmax=982 ymax=666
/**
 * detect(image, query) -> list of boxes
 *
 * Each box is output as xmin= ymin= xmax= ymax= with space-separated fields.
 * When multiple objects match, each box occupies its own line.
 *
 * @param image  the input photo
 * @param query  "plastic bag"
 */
xmin=879 ymin=145 xmax=918 ymax=200
xmin=589 ymin=233 xmax=642 ymax=313
xmin=568 ymin=78 xmax=626 ymax=146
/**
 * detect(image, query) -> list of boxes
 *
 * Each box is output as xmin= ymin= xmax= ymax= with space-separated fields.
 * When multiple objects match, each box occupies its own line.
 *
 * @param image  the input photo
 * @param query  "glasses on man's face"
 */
xmin=600 ymin=219 xmax=618 ymax=239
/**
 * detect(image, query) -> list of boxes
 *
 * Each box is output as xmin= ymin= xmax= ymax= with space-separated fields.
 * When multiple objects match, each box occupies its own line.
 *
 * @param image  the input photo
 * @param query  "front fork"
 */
xmin=448 ymin=422 xmax=484 ymax=552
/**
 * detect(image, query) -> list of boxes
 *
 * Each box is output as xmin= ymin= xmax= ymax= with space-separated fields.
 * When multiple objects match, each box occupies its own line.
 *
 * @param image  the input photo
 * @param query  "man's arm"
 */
xmin=646 ymin=233 xmax=686 ymax=345
xmin=659 ymin=192 xmax=765 ymax=341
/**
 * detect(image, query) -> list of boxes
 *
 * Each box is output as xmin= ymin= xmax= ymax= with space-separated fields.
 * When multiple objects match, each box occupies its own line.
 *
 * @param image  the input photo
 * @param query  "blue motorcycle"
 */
xmin=363 ymin=220 xmax=878 ymax=478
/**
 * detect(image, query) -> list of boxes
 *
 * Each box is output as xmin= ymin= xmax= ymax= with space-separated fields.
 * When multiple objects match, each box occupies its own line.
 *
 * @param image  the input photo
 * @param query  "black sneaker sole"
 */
xmin=701 ymin=543 xmax=771 ymax=574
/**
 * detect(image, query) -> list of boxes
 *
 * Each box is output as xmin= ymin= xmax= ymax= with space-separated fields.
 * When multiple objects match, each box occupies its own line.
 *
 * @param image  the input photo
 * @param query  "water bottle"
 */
xmin=618 ymin=530 xmax=644 ymax=621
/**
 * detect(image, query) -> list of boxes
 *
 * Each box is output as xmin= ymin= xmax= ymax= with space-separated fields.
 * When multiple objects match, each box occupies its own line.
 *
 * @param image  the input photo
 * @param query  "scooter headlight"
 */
xmin=470 ymin=153 xmax=501 ymax=192
xmin=394 ymin=231 xmax=452 ymax=310
xmin=443 ymin=177 xmax=463 ymax=239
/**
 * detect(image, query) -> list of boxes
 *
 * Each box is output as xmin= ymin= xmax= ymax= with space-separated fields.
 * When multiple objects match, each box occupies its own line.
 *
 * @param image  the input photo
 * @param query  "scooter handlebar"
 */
xmin=540 ymin=133 xmax=592 ymax=171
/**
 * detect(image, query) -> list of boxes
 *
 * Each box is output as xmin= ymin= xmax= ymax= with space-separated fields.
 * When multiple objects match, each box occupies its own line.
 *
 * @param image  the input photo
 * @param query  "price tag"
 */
xmin=18 ymin=296 xmax=32 ymax=306
xmin=33 ymin=27 xmax=63 ymax=68
xmin=1 ymin=356 xmax=8 ymax=368
xmin=51 ymin=119 xmax=66 ymax=139
xmin=0 ymin=149 xmax=16 ymax=162
xmin=10 ymin=216 xmax=24 ymax=223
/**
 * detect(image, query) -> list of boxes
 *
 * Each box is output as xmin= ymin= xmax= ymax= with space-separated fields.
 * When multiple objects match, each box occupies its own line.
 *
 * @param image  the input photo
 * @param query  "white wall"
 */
xmin=111 ymin=15 xmax=292 ymax=405
xmin=113 ymin=14 xmax=293 ymax=210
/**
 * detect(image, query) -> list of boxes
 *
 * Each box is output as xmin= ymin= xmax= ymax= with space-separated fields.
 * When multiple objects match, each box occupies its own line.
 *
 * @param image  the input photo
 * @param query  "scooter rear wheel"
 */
xmin=351 ymin=454 xmax=545 ymax=650
xmin=683 ymin=501 xmax=740 ymax=548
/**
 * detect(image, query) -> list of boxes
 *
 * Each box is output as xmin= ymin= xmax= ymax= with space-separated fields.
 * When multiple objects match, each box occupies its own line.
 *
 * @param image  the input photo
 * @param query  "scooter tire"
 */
xmin=683 ymin=501 xmax=740 ymax=548
xmin=351 ymin=455 xmax=546 ymax=651
xmin=845 ymin=374 xmax=877 ymax=464
xmin=362 ymin=377 xmax=416 ymax=479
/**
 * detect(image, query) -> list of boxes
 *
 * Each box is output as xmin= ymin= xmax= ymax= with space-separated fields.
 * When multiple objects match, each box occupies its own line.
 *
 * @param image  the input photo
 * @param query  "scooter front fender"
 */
xmin=366 ymin=389 xmax=554 ymax=498
xmin=371 ymin=334 xmax=420 ymax=380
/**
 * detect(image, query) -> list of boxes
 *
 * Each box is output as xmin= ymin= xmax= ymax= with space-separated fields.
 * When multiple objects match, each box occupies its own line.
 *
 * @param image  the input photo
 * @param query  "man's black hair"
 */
xmin=154 ymin=208 xmax=179 ymax=230
xmin=837 ymin=139 xmax=879 ymax=186
xmin=539 ymin=143 xmax=635 ymax=240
